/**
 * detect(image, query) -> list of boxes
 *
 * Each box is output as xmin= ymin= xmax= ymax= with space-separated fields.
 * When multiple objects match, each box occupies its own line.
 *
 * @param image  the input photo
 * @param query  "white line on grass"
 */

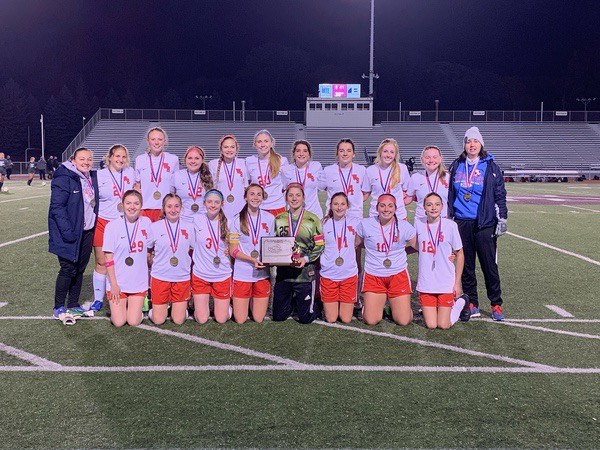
xmin=0 ymin=302 xmax=7 ymax=309
xmin=545 ymin=305 xmax=575 ymax=318
xmin=136 ymin=324 xmax=308 ymax=367
xmin=506 ymin=231 xmax=600 ymax=266
xmin=0 ymin=194 xmax=50 ymax=204
xmin=0 ymin=364 xmax=598 ymax=374
xmin=506 ymin=319 xmax=600 ymax=323
xmin=494 ymin=321 xmax=600 ymax=340
xmin=561 ymin=204 xmax=600 ymax=213
xmin=0 ymin=231 xmax=48 ymax=248
xmin=317 ymin=321 xmax=556 ymax=370
xmin=0 ymin=342 xmax=63 ymax=369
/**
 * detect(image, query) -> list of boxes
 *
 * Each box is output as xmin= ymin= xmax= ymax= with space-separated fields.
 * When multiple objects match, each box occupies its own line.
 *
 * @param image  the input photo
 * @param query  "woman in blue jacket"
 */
xmin=49 ymin=148 xmax=99 ymax=321
xmin=448 ymin=127 xmax=507 ymax=321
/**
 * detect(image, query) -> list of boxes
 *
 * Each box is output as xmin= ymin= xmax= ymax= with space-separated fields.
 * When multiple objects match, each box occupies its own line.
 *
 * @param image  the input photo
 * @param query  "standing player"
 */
xmin=26 ymin=157 xmax=37 ymax=186
xmin=103 ymin=190 xmax=153 ymax=327
xmin=320 ymin=139 xmax=366 ymax=219
xmin=88 ymin=144 xmax=136 ymax=313
xmin=282 ymin=140 xmax=324 ymax=219
xmin=413 ymin=193 xmax=465 ymax=329
xmin=320 ymin=192 xmax=360 ymax=323
xmin=147 ymin=194 xmax=195 ymax=325
xmin=134 ymin=127 xmax=180 ymax=222
xmin=357 ymin=194 xmax=417 ymax=326
xmin=362 ymin=139 xmax=411 ymax=219
xmin=229 ymin=184 xmax=275 ymax=323
xmin=407 ymin=145 xmax=450 ymax=222
xmin=170 ymin=146 xmax=213 ymax=222
xmin=191 ymin=189 xmax=232 ymax=324
xmin=246 ymin=129 xmax=289 ymax=216
xmin=0 ymin=153 xmax=6 ymax=192
xmin=209 ymin=135 xmax=248 ymax=221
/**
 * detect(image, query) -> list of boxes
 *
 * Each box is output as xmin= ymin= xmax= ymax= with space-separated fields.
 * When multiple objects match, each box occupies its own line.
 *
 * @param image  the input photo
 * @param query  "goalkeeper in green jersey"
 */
xmin=273 ymin=183 xmax=325 ymax=323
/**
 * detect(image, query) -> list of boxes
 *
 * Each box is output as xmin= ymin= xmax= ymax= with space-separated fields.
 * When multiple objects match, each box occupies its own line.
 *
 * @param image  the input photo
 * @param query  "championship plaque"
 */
xmin=260 ymin=236 xmax=296 ymax=266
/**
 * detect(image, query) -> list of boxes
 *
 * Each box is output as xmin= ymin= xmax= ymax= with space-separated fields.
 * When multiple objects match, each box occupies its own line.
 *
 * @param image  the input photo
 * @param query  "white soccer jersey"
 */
xmin=102 ymin=216 xmax=153 ymax=293
xmin=407 ymin=171 xmax=450 ymax=221
xmin=320 ymin=216 xmax=360 ymax=281
xmin=208 ymin=158 xmax=248 ymax=221
xmin=245 ymin=155 xmax=289 ymax=210
xmin=320 ymin=163 xmax=366 ymax=219
xmin=134 ymin=152 xmax=180 ymax=209
xmin=148 ymin=219 xmax=195 ymax=282
xmin=170 ymin=169 xmax=208 ymax=221
xmin=192 ymin=215 xmax=232 ymax=282
xmin=229 ymin=210 xmax=275 ymax=282
xmin=281 ymin=161 xmax=324 ymax=219
xmin=362 ymin=163 xmax=411 ymax=219
xmin=97 ymin=167 xmax=136 ymax=221
xmin=415 ymin=218 xmax=463 ymax=294
xmin=356 ymin=216 xmax=416 ymax=277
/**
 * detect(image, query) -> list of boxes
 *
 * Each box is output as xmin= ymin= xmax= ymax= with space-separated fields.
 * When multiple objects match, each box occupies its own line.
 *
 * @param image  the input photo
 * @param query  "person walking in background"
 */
xmin=47 ymin=156 xmax=55 ymax=179
xmin=38 ymin=157 xmax=47 ymax=180
xmin=5 ymin=155 xmax=13 ymax=180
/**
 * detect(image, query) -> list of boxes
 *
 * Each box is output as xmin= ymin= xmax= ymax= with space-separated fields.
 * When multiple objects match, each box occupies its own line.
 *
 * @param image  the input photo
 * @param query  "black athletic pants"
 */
xmin=273 ymin=280 xmax=320 ymax=324
xmin=39 ymin=170 xmax=46 ymax=180
xmin=6 ymin=169 xmax=11 ymax=179
xmin=54 ymin=229 xmax=94 ymax=310
xmin=456 ymin=219 xmax=503 ymax=307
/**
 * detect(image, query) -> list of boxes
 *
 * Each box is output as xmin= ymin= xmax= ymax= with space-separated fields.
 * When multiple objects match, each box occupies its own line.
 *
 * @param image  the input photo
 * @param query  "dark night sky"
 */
xmin=1 ymin=0 xmax=599 ymax=110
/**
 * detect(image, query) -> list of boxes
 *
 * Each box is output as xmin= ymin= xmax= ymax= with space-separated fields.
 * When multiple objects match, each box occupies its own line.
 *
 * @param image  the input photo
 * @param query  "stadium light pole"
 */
xmin=40 ymin=114 xmax=45 ymax=159
xmin=195 ymin=95 xmax=212 ymax=110
xmin=361 ymin=0 xmax=379 ymax=97
xmin=576 ymin=97 xmax=596 ymax=122
xmin=82 ymin=116 xmax=86 ymax=128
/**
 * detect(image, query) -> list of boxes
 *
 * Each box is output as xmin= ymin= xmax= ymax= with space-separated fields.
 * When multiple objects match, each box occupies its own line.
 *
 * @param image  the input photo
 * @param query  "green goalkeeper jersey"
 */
xmin=274 ymin=209 xmax=325 ymax=283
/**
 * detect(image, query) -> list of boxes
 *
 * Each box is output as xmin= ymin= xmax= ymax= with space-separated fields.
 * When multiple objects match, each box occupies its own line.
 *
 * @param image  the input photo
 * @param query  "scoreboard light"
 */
xmin=319 ymin=83 xmax=361 ymax=99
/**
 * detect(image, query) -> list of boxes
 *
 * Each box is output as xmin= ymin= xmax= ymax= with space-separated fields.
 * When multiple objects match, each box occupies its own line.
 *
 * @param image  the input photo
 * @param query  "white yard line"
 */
xmin=136 ymin=324 xmax=308 ymax=367
xmin=317 ymin=321 xmax=555 ymax=370
xmin=505 ymin=318 xmax=600 ymax=323
xmin=544 ymin=305 xmax=575 ymax=318
xmin=0 ymin=342 xmax=63 ymax=369
xmin=0 ymin=302 xmax=7 ymax=309
xmin=0 ymin=194 xmax=50 ymax=203
xmin=561 ymin=204 xmax=600 ymax=213
xmin=0 ymin=231 xmax=48 ymax=248
xmin=495 ymin=321 xmax=600 ymax=340
xmin=506 ymin=231 xmax=600 ymax=266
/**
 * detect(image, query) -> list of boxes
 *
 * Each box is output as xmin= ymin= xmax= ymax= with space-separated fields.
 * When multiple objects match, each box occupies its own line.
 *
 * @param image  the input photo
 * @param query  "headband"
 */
xmin=204 ymin=189 xmax=224 ymax=201
xmin=377 ymin=193 xmax=397 ymax=205
xmin=219 ymin=134 xmax=239 ymax=149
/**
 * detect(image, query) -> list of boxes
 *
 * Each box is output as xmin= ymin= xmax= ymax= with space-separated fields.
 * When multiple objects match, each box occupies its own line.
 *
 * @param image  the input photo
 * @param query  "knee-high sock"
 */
xmin=93 ymin=270 xmax=107 ymax=302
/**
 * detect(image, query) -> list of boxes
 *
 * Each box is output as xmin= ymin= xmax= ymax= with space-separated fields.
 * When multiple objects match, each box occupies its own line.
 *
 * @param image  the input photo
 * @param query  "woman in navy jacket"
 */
xmin=49 ymin=148 xmax=99 ymax=320
xmin=448 ymin=127 xmax=507 ymax=321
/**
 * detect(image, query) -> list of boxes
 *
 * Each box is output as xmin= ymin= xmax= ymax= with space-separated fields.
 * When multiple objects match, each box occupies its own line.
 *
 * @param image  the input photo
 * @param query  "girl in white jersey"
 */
xmin=320 ymin=192 xmax=360 ymax=323
xmin=407 ymin=145 xmax=450 ymax=222
xmin=134 ymin=127 xmax=180 ymax=223
xmin=209 ymin=135 xmax=248 ymax=222
xmin=282 ymin=140 xmax=324 ymax=219
xmin=412 ymin=193 xmax=465 ymax=329
xmin=229 ymin=184 xmax=275 ymax=323
xmin=320 ymin=138 xmax=367 ymax=219
xmin=103 ymin=190 xmax=153 ymax=327
xmin=357 ymin=193 xmax=417 ymax=326
xmin=362 ymin=139 xmax=411 ymax=219
xmin=246 ymin=129 xmax=289 ymax=216
xmin=147 ymin=194 xmax=195 ymax=325
xmin=88 ymin=144 xmax=136 ymax=313
xmin=191 ymin=189 xmax=232 ymax=323
xmin=171 ymin=146 xmax=214 ymax=222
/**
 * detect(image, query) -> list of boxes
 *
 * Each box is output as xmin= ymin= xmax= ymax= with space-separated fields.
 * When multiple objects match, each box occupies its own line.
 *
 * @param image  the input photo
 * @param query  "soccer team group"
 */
xmin=47 ymin=125 xmax=508 ymax=329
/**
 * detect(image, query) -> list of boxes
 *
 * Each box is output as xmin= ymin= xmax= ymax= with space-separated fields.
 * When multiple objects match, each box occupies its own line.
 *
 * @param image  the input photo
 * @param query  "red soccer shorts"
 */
xmin=150 ymin=278 xmax=191 ymax=305
xmin=141 ymin=209 xmax=162 ymax=222
xmin=93 ymin=217 xmax=110 ymax=247
xmin=361 ymin=269 xmax=412 ymax=298
xmin=191 ymin=274 xmax=232 ymax=300
xmin=106 ymin=290 xmax=147 ymax=301
xmin=320 ymin=275 xmax=358 ymax=304
xmin=419 ymin=292 xmax=455 ymax=308
xmin=232 ymin=279 xmax=271 ymax=299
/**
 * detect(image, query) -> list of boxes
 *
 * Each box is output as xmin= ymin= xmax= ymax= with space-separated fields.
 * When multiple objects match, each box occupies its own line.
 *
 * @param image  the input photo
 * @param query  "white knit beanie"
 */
xmin=464 ymin=126 xmax=484 ymax=148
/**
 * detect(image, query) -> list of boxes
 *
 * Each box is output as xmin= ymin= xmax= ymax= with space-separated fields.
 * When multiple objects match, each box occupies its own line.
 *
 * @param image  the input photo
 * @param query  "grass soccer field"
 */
xmin=0 ymin=180 xmax=599 ymax=449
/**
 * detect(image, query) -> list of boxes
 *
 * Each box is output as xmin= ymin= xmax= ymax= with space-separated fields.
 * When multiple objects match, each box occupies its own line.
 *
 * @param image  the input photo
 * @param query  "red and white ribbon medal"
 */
xmin=463 ymin=160 xmax=479 ymax=202
xmin=332 ymin=217 xmax=347 ymax=266
xmin=257 ymin=159 xmax=271 ymax=199
xmin=426 ymin=219 xmax=442 ymax=270
xmin=426 ymin=171 xmax=439 ymax=194
xmin=149 ymin=154 xmax=165 ymax=199
xmin=338 ymin=164 xmax=353 ymax=195
xmin=124 ymin=216 xmax=140 ymax=266
xmin=247 ymin=210 xmax=261 ymax=259
xmin=187 ymin=170 xmax=201 ymax=212
xmin=295 ymin=165 xmax=308 ymax=187
xmin=223 ymin=159 xmax=236 ymax=202
xmin=206 ymin=216 xmax=221 ymax=265
xmin=378 ymin=167 xmax=392 ymax=194
xmin=379 ymin=217 xmax=396 ymax=268
xmin=288 ymin=209 xmax=305 ymax=239
xmin=109 ymin=169 xmax=125 ymax=211
xmin=165 ymin=219 xmax=181 ymax=267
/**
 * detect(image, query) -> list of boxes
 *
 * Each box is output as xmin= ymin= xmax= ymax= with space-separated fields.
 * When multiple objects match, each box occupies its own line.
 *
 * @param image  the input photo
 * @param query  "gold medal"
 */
xmin=383 ymin=258 xmax=391 ymax=268
xmin=227 ymin=194 xmax=234 ymax=203
xmin=90 ymin=199 xmax=96 ymax=208
xmin=464 ymin=192 xmax=471 ymax=202
xmin=191 ymin=203 xmax=199 ymax=212
xmin=213 ymin=256 xmax=221 ymax=265
xmin=170 ymin=256 xmax=179 ymax=267
xmin=335 ymin=257 xmax=344 ymax=266
xmin=153 ymin=191 xmax=161 ymax=200
xmin=125 ymin=256 xmax=134 ymax=266
xmin=250 ymin=250 xmax=259 ymax=259
xmin=263 ymin=191 xmax=268 ymax=200
xmin=117 ymin=203 xmax=124 ymax=212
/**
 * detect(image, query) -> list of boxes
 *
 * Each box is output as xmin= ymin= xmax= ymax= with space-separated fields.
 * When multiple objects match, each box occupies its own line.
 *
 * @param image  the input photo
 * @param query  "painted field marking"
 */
xmin=506 ymin=231 xmax=600 ymax=266
xmin=0 ymin=302 xmax=7 ymax=309
xmin=0 ymin=194 xmax=50 ymax=204
xmin=136 ymin=324 xmax=308 ymax=367
xmin=0 ymin=342 xmax=63 ymax=369
xmin=495 ymin=321 xmax=600 ymax=340
xmin=0 ymin=231 xmax=49 ymax=249
xmin=545 ymin=305 xmax=575 ymax=318
xmin=506 ymin=318 xmax=600 ymax=323
xmin=317 ymin=321 xmax=555 ymax=370
xmin=562 ymin=204 xmax=600 ymax=213
xmin=0 ymin=364 xmax=598 ymax=374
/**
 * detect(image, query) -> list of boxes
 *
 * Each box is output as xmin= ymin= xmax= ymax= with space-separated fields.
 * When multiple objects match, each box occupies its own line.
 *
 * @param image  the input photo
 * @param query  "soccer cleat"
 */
xmin=492 ymin=305 xmax=505 ymax=321
xmin=469 ymin=302 xmax=481 ymax=318
xmin=67 ymin=306 xmax=85 ymax=318
xmin=142 ymin=297 xmax=151 ymax=312
xmin=459 ymin=294 xmax=471 ymax=322
xmin=53 ymin=307 xmax=76 ymax=325
xmin=53 ymin=306 xmax=67 ymax=320
xmin=89 ymin=300 xmax=103 ymax=312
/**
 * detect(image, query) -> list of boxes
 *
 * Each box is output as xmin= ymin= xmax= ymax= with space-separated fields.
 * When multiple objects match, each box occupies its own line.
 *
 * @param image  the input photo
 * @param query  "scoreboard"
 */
xmin=318 ymin=84 xmax=361 ymax=99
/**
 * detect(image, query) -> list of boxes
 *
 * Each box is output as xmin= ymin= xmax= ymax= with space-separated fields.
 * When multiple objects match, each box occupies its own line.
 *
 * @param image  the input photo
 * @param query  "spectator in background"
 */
xmin=47 ymin=156 xmax=55 ymax=179
xmin=5 ymin=156 xmax=13 ymax=180
xmin=38 ymin=157 xmax=47 ymax=180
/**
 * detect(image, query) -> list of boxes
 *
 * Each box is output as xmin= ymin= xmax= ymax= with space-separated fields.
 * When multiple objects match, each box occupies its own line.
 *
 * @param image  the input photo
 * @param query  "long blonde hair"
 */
xmin=254 ymin=129 xmax=281 ymax=179
xmin=420 ymin=145 xmax=447 ymax=180
xmin=145 ymin=126 xmax=168 ymax=153
xmin=103 ymin=144 xmax=130 ymax=168
xmin=374 ymin=138 xmax=401 ymax=189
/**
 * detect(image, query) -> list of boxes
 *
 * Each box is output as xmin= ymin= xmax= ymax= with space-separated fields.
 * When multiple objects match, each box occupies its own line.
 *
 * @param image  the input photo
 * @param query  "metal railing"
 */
xmin=61 ymin=108 xmax=103 ymax=162
xmin=375 ymin=110 xmax=600 ymax=123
